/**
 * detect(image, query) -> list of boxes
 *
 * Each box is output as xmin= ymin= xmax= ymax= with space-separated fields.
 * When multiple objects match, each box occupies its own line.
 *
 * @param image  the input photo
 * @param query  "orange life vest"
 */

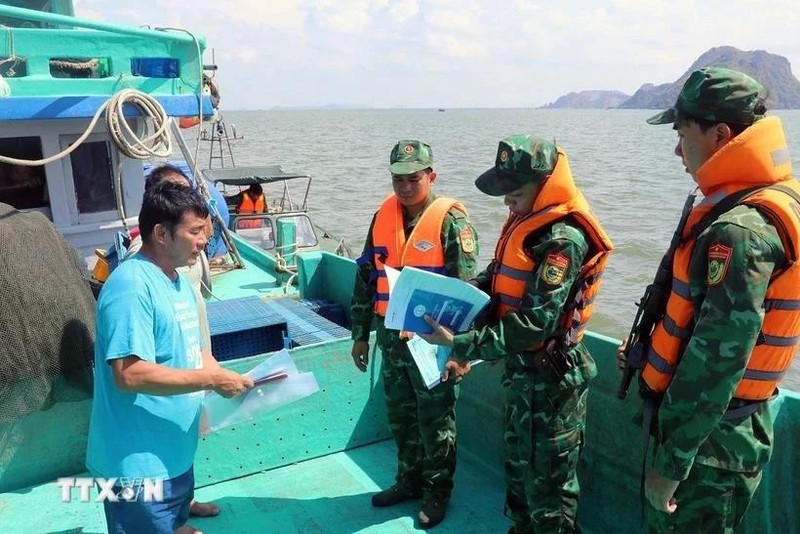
xmin=179 ymin=116 xmax=201 ymax=129
xmin=370 ymin=195 xmax=466 ymax=316
xmin=238 ymin=193 xmax=265 ymax=214
xmin=491 ymin=149 xmax=613 ymax=347
xmin=642 ymin=116 xmax=800 ymax=401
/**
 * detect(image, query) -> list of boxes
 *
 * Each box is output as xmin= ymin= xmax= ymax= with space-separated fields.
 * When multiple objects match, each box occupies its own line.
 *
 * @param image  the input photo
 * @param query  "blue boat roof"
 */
xmin=0 ymin=94 xmax=214 ymax=121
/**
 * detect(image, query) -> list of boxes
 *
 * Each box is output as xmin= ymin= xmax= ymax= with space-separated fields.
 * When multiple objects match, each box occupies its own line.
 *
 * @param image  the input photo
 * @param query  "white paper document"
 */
xmin=407 ymin=335 xmax=484 ymax=389
xmin=201 ymin=349 xmax=319 ymax=434
xmin=383 ymin=266 xmax=490 ymax=334
xmin=406 ymin=335 xmax=451 ymax=388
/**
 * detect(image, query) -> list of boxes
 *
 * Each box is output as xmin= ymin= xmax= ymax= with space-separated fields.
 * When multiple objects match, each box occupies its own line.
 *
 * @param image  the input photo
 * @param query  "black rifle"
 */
xmin=617 ymin=184 xmax=776 ymax=399
xmin=617 ymin=191 xmax=696 ymax=399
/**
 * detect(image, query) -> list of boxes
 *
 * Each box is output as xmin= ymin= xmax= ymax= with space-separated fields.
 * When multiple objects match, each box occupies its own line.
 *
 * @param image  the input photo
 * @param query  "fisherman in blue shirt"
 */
xmin=87 ymin=182 xmax=253 ymax=534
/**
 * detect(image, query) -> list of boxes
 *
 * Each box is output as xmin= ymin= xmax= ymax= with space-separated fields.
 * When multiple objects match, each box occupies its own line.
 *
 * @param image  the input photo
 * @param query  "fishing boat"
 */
xmin=0 ymin=3 xmax=797 ymax=534
xmin=207 ymin=164 xmax=353 ymax=259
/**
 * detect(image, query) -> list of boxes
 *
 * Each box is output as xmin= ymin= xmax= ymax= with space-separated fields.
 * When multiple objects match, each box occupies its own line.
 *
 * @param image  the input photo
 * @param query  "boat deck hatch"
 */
xmin=207 ymin=297 xmax=351 ymax=360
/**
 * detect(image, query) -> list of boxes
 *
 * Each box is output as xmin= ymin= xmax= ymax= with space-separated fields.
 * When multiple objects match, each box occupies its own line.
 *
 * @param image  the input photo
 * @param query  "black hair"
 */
xmin=145 ymin=164 xmax=192 ymax=192
xmin=674 ymin=97 xmax=769 ymax=136
xmin=139 ymin=181 xmax=209 ymax=243
xmin=247 ymin=183 xmax=263 ymax=195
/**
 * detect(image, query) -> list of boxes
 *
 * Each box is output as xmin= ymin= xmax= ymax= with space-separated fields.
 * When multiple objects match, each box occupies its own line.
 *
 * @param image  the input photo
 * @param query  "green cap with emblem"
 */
xmin=475 ymin=135 xmax=558 ymax=196
xmin=389 ymin=139 xmax=434 ymax=174
xmin=647 ymin=67 xmax=766 ymax=126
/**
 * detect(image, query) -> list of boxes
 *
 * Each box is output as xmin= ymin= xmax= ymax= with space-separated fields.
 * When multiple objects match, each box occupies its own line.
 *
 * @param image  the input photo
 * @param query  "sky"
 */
xmin=74 ymin=0 xmax=800 ymax=110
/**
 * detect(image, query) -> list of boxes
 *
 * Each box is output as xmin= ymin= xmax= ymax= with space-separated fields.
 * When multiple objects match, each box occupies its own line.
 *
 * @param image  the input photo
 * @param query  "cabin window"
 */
xmin=277 ymin=214 xmax=318 ymax=248
xmin=0 ymin=137 xmax=48 ymax=210
xmin=234 ymin=217 xmax=274 ymax=250
xmin=69 ymin=141 xmax=116 ymax=214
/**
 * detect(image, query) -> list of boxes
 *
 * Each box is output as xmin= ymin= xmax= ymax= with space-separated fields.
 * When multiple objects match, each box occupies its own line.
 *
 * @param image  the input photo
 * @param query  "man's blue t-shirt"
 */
xmin=87 ymin=255 xmax=205 ymax=480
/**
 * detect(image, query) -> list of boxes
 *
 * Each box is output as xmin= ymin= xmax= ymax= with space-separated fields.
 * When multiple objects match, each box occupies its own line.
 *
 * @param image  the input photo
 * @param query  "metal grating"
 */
xmin=207 ymin=297 xmax=351 ymax=359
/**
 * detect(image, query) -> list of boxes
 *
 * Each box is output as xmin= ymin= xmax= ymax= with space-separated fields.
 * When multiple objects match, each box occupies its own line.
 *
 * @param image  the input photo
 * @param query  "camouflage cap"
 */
xmin=389 ymin=140 xmax=434 ymax=174
xmin=475 ymin=135 xmax=558 ymax=196
xmin=647 ymin=67 xmax=766 ymax=126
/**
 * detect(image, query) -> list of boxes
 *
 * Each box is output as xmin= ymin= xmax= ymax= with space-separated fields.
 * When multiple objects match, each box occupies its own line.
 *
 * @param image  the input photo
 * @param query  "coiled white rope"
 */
xmin=106 ymin=89 xmax=172 ymax=159
xmin=0 ymin=88 xmax=174 ymax=231
xmin=0 ymin=88 xmax=172 ymax=166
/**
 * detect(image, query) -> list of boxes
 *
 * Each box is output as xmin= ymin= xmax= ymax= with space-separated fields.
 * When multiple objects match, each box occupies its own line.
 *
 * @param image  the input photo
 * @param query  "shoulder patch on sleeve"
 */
xmin=447 ymin=206 xmax=469 ymax=220
xmin=459 ymin=226 xmax=476 ymax=253
xmin=707 ymin=242 xmax=732 ymax=286
xmin=541 ymin=252 xmax=569 ymax=285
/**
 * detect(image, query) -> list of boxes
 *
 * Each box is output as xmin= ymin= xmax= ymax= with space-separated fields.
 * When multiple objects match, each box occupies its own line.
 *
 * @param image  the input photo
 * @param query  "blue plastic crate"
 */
xmin=301 ymin=299 xmax=349 ymax=328
xmin=260 ymin=298 xmax=351 ymax=347
xmin=207 ymin=296 xmax=350 ymax=353
xmin=211 ymin=321 xmax=287 ymax=361
xmin=207 ymin=297 xmax=289 ymax=361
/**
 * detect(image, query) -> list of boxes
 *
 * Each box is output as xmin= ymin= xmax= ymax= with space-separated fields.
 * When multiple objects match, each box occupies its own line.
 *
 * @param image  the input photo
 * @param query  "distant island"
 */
xmin=545 ymin=46 xmax=800 ymax=109
xmin=540 ymin=90 xmax=630 ymax=109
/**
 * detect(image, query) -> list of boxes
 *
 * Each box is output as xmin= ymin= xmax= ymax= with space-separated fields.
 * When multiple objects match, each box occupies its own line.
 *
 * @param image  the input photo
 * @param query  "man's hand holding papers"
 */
xmin=419 ymin=314 xmax=454 ymax=346
xmin=419 ymin=315 xmax=473 ymax=382
xmin=202 ymin=349 xmax=319 ymax=433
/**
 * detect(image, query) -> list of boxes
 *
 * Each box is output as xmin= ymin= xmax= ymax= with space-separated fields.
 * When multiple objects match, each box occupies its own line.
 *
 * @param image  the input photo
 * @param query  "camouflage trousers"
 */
xmin=377 ymin=323 xmax=458 ymax=497
xmin=503 ymin=365 xmax=588 ymax=534
xmin=645 ymin=463 xmax=762 ymax=533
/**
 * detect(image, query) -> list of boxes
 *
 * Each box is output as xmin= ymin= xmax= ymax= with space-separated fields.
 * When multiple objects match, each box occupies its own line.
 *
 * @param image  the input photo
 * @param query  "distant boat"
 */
xmin=438 ymin=108 xmax=446 ymax=112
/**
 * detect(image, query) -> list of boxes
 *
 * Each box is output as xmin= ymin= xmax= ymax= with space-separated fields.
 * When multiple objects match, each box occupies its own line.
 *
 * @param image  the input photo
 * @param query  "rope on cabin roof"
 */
xmin=0 ymin=88 xmax=172 ymax=166
xmin=0 ymin=88 xmax=172 ymax=233
xmin=0 ymin=25 xmax=19 ymax=77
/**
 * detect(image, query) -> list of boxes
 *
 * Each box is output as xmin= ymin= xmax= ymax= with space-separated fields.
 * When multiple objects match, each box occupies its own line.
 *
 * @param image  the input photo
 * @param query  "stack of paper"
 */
xmin=384 ymin=266 xmax=489 ymax=389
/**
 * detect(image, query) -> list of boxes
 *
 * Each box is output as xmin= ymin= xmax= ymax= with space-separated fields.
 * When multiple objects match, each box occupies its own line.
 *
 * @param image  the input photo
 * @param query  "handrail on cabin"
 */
xmin=0 ymin=5 xmax=206 ymax=46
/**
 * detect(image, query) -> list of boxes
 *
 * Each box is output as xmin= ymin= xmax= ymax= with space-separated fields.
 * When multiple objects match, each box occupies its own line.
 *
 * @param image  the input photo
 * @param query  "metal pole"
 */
xmin=169 ymin=118 xmax=244 ymax=268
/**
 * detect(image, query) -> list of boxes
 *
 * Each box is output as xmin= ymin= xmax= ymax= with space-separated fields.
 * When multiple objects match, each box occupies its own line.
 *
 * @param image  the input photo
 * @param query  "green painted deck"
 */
xmin=2 ymin=333 xmax=798 ymax=533
xmin=208 ymin=236 xmax=300 ymax=302
xmin=0 ymin=441 xmax=508 ymax=534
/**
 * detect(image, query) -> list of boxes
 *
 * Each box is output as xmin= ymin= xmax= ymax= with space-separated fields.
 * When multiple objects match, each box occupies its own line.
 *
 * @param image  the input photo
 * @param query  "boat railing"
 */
xmin=0 ymin=5 xmax=205 ymax=98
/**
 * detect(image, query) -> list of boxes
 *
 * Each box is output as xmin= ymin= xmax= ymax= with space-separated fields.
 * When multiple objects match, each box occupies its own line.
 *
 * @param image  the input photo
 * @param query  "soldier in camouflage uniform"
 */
xmin=350 ymin=140 xmax=478 ymax=529
xmin=423 ymin=136 xmax=613 ymax=534
xmin=622 ymin=67 xmax=800 ymax=532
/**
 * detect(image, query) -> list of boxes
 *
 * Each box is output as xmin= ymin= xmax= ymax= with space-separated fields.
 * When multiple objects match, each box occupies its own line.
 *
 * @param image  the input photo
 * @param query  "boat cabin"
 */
xmin=0 ymin=3 xmax=213 ymax=266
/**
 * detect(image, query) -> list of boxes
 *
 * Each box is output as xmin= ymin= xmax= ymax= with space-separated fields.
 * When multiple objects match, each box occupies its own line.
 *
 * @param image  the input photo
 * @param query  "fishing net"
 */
xmin=0 ymin=203 xmax=95 ymax=424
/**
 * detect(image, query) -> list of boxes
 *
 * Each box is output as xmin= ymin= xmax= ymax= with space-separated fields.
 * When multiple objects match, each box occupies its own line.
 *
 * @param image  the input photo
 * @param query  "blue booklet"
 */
xmin=384 ymin=266 xmax=490 ymax=334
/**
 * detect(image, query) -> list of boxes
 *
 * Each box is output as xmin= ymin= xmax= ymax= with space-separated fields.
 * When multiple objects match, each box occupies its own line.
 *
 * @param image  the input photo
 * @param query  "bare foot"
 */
xmin=175 ymin=524 xmax=203 ymax=534
xmin=189 ymin=499 xmax=220 ymax=517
